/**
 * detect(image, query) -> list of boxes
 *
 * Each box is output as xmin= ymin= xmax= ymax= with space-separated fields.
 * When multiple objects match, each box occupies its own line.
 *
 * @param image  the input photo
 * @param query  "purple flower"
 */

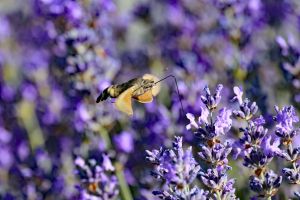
xmin=186 ymin=107 xmax=210 ymax=130
xmin=252 ymin=115 xmax=266 ymax=126
xmin=274 ymin=106 xmax=299 ymax=140
xmin=186 ymin=84 xmax=237 ymax=198
xmin=232 ymin=86 xmax=244 ymax=105
xmin=282 ymin=164 xmax=300 ymax=184
xmin=249 ymin=170 xmax=282 ymax=198
xmin=113 ymin=131 xmax=134 ymax=153
xmin=186 ymin=113 xmax=199 ymax=130
xmin=243 ymin=148 xmax=273 ymax=170
xmin=0 ymin=17 xmax=11 ymax=41
xmin=233 ymin=98 xmax=258 ymax=121
xmin=186 ymin=85 xmax=232 ymax=141
xmin=146 ymin=137 xmax=201 ymax=199
xmin=74 ymin=154 xmax=119 ymax=199
xmin=215 ymin=108 xmax=232 ymax=136
xmin=276 ymin=36 xmax=289 ymax=55
xmin=201 ymin=84 xmax=223 ymax=110
xmin=199 ymin=166 xmax=237 ymax=199
xmin=281 ymin=147 xmax=300 ymax=162
xmin=198 ymin=107 xmax=210 ymax=125
xmin=233 ymin=120 xmax=268 ymax=159
xmin=0 ymin=128 xmax=13 ymax=169
xmin=190 ymin=187 xmax=209 ymax=200
xmin=261 ymin=135 xmax=282 ymax=157
xmin=198 ymin=142 xmax=232 ymax=166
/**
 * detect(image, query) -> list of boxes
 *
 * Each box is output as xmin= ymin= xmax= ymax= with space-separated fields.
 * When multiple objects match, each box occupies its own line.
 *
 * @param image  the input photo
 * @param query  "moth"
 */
xmin=96 ymin=74 xmax=161 ymax=115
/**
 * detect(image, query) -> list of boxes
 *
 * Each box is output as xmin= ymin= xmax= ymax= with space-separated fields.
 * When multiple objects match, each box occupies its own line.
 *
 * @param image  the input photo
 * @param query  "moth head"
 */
xmin=96 ymin=87 xmax=110 ymax=103
xmin=142 ymin=74 xmax=161 ymax=96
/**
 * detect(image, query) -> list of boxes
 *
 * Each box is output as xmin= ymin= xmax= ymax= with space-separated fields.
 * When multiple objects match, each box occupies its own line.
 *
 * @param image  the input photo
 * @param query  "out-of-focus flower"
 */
xmin=0 ymin=127 xmax=13 ymax=169
xmin=113 ymin=131 xmax=134 ymax=153
xmin=74 ymin=155 xmax=118 ymax=200
xmin=0 ymin=17 xmax=11 ymax=41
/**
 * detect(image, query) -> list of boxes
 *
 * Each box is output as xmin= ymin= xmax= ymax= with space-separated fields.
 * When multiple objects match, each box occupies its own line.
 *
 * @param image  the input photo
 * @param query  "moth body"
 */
xmin=96 ymin=78 xmax=139 ymax=102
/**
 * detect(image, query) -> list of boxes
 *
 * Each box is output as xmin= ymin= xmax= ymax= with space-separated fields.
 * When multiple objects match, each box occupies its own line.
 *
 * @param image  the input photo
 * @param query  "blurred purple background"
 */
xmin=0 ymin=0 xmax=300 ymax=199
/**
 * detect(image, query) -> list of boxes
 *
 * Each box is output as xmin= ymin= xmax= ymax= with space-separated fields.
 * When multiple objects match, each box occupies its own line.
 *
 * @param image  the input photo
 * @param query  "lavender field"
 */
xmin=0 ymin=0 xmax=300 ymax=199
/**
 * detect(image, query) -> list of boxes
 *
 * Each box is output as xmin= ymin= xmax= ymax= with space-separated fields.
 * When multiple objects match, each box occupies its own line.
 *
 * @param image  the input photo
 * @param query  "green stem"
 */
xmin=98 ymin=126 xmax=133 ymax=200
xmin=210 ymin=110 xmax=214 ymax=126
xmin=17 ymin=101 xmax=44 ymax=150
xmin=185 ymin=185 xmax=190 ymax=200
xmin=98 ymin=126 xmax=112 ymax=149
xmin=115 ymin=162 xmax=133 ymax=200
xmin=216 ymin=191 xmax=222 ymax=200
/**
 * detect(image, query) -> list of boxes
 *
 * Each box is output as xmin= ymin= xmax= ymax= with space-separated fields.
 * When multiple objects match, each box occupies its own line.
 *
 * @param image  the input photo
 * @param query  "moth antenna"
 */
xmin=154 ymin=75 xmax=185 ymax=116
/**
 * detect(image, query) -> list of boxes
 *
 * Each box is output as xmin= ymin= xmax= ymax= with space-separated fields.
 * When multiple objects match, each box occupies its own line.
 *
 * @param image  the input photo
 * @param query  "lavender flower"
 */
xmin=273 ymin=106 xmax=299 ymax=144
xmin=75 ymin=155 xmax=119 ymax=200
xmin=232 ymin=89 xmax=258 ymax=121
xmin=215 ymin=108 xmax=232 ymax=136
xmin=113 ymin=131 xmax=134 ymax=154
xmin=0 ymin=127 xmax=13 ymax=169
xmin=232 ymin=86 xmax=282 ymax=198
xmin=273 ymin=106 xmax=300 ymax=188
xmin=186 ymin=84 xmax=237 ymax=199
xmin=201 ymin=84 xmax=223 ymax=111
xmin=282 ymin=164 xmax=300 ymax=184
xmin=187 ymin=85 xmax=232 ymax=141
xmin=146 ymin=136 xmax=204 ymax=200
xmin=249 ymin=170 xmax=282 ymax=198
xmin=198 ymin=142 xmax=232 ymax=166
xmin=275 ymin=36 xmax=300 ymax=107
xmin=199 ymin=166 xmax=236 ymax=199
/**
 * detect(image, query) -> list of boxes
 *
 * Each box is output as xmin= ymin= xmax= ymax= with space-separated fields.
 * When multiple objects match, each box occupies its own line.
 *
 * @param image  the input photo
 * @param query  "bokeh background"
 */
xmin=0 ymin=0 xmax=300 ymax=199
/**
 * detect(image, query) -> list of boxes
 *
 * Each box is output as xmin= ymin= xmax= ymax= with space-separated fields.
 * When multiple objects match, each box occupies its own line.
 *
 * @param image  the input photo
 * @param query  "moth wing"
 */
xmin=115 ymin=86 xmax=134 ymax=115
xmin=134 ymin=90 xmax=153 ymax=103
xmin=142 ymin=74 xmax=161 ymax=96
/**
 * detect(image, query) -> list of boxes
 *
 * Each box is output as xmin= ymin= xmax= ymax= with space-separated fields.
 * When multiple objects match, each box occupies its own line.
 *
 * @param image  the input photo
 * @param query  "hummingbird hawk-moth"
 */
xmin=96 ymin=74 xmax=184 ymax=116
xmin=96 ymin=74 xmax=161 ymax=115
